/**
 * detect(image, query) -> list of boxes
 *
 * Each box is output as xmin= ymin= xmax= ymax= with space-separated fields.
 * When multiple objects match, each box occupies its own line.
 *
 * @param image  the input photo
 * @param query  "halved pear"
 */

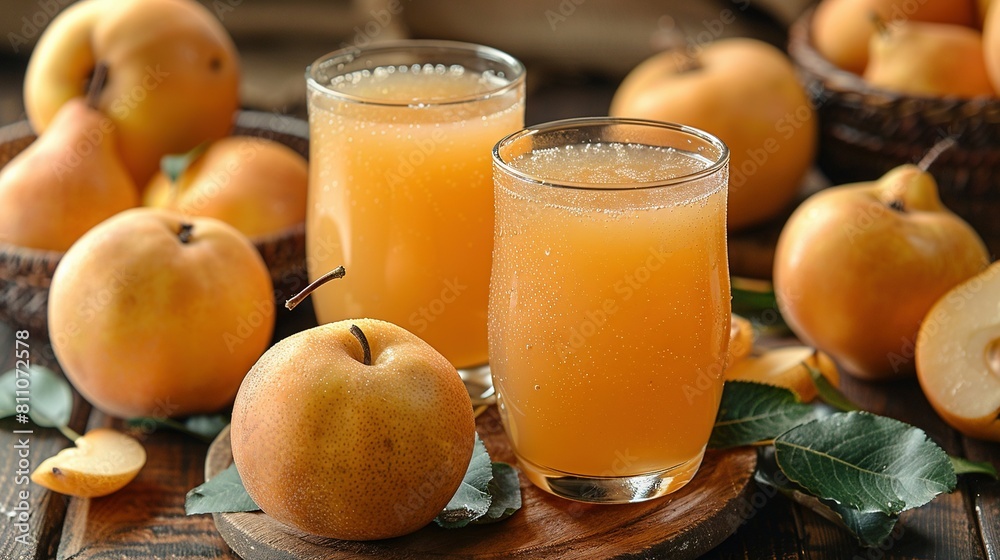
xmin=917 ymin=262 xmax=1000 ymax=442
xmin=725 ymin=346 xmax=839 ymax=402
xmin=728 ymin=314 xmax=754 ymax=368
xmin=31 ymin=428 xmax=146 ymax=497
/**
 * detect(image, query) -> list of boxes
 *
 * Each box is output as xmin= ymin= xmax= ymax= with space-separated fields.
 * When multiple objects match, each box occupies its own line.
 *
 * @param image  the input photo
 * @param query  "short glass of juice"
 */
xmin=305 ymin=41 xmax=525 ymax=375
xmin=489 ymin=117 xmax=731 ymax=503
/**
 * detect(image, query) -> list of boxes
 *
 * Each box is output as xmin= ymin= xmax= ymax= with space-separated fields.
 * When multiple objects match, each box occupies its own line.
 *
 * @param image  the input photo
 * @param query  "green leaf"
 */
xmin=125 ymin=413 xmax=230 ymax=443
xmin=805 ymin=363 xmax=859 ymax=412
xmin=950 ymin=455 xmax=998 ymax=479
xmin=472 ymin=462 xmax=521 ymax=525
xmin=755 ymin=447 xmax=898 ymax=547
xmin=709 ymin=381 xmax=822 ymax=449
xmin=27 ymin=367 xmax=73 ymax=428
xmin=0 ymin=366 xmax=73 ymax=428
xmin=160 ymin=142 xmax=208 ymax=184
xmin=185 ymin=463 xmax=260 ymax=515
xmin=775 ymin=411 xmax=956 ymax=516
xmin=435 ymin=434 xmax=493 ymax=528
xmin=185 ymin=432 xmax=522 ymax=527
xmin=0 ymin=370 xmax=17 ymax=417
xmin=184 ymin=415 xmax=230 ymax=440
xmin=730 ymin=277 xmax=788 ymax=334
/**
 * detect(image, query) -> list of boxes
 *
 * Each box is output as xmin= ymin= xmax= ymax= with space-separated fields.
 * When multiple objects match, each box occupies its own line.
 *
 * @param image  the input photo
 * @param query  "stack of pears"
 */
xmin=811 ymin=0 xmax=1000 ymax=97
xmin=0 ymin=68 xmax=138 ymax=252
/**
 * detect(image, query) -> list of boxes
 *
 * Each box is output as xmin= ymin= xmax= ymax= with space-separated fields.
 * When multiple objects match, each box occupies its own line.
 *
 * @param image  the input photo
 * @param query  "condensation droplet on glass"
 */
xmin=534 ymin=384 xmax=541 ymax=391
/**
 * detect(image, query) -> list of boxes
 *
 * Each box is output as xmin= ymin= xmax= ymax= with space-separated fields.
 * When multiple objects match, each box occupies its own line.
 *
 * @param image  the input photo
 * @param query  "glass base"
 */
xmin=517 ymin=446 xmax=707 ymax=504
xmin=459 ymin=363 xmax=495 ymax=406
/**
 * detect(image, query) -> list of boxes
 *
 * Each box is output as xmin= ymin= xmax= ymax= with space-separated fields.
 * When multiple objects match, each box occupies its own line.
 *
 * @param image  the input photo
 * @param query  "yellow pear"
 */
xmin=610 ymin=38 xmax=817 ymax=230
xmin=0 ymin=97 xmax=138 ymax=252
xmin=31 ymin=428 xmax=146 ymax=498
xmin=983 ymin=0 xmax=1000 ymax=91
xmin=811 ymin=0 xmax=976 ymax=74
xmin=231 ymin=318 xmax=476 ymax=540
xmin=144 ymin=137 xmax=308 ymax=237
xmin=48 ymin=208 xmax=274 ymax=418
xmin=24 ymin=0 xmax=240 ymax=186
xmin=774 ymin=164 xmax=989 ymax=379
xmin=864 ymin=21 xmax=995 ymax=97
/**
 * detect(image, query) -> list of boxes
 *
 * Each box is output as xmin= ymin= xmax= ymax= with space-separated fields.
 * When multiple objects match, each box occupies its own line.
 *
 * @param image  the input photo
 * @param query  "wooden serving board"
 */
xmin=204 ymin=407 xmax=757 ymax=560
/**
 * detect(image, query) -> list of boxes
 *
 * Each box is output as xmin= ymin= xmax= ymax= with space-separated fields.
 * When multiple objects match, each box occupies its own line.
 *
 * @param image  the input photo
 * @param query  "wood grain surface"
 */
xmin=2 ymin=304 xmax=1000 ymax=559
xmin=205 ymin=407 xmax=758 ymax=560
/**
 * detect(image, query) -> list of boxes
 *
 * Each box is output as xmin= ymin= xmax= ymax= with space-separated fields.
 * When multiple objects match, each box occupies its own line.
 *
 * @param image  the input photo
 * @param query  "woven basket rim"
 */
xmin=789 ymin=8 xmax=1000 ymax=109
xmin=0 ymin=221 xmax=306 ymax=260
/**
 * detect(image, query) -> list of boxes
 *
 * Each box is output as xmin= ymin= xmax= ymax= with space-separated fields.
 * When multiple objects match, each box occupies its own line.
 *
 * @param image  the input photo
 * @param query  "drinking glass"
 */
xmin=489 ymin=117 xmax=731 ymax=503
xmin=305 ymin=41 xmax=525 ymax=379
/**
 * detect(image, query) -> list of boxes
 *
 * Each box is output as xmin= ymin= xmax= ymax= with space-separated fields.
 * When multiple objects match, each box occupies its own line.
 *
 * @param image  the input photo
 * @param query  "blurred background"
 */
xmin=0 ymin=0 xmax=813 ymax=125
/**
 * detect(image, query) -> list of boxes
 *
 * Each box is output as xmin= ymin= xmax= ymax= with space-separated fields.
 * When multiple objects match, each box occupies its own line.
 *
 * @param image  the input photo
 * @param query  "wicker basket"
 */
xmin=0 ymin=111 xmax=309 ymax=338
xmin=788 ymin=9 xmax=1000 ymax=253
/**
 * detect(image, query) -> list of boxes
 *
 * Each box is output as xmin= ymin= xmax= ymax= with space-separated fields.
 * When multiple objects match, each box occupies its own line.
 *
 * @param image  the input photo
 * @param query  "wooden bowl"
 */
xmin=788 ymin=9 xmax=1000 ymax=252
xmin=0 ymin=111 xmax=309 ymax=338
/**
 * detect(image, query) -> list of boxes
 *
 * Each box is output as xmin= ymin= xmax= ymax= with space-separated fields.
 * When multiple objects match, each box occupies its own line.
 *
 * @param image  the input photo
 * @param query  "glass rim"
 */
xmin=305 ymin=40 xmax=525 ymax=107
xmin=492 ymin=117 xmax=730 ymax=192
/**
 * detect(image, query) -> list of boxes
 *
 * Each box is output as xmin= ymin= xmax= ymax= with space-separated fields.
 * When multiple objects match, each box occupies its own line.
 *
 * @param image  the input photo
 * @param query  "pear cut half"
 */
xmin=31 ymin=428 xmax=146 ymax=498
xmin=724 ymin=345 xmax=839 ymax=402
xmin=917 ymin=262 xmax=1000 ymax=441
xmin=728 ymin=314 xmax=754 ymax=367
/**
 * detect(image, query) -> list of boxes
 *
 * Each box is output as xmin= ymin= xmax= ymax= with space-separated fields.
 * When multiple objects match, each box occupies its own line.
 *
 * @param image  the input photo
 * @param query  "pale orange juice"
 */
xmin=490 ymin=119 xmax=730 ymax=502
xmin=306 ymin=43 xmax=524 ymax=368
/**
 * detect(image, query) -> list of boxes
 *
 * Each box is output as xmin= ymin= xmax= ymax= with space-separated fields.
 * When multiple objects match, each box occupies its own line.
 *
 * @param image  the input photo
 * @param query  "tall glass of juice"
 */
xmin=306 ymin=42 xmax=525 ymax=372
xmin=490 ymin=117 xmax=730 ymax=503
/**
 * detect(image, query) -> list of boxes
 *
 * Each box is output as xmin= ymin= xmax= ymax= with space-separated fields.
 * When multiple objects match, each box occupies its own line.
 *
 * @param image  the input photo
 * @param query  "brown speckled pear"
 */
xmin=230 ymin=318 xmax=476 ymax=541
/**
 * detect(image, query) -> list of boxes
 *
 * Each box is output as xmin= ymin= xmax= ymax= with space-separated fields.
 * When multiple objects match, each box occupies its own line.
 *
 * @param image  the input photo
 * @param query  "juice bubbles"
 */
xmin=306 ymin=43 xmax=524 ymax=368
xmin=490 ymin=120 xmax=730 ymax=502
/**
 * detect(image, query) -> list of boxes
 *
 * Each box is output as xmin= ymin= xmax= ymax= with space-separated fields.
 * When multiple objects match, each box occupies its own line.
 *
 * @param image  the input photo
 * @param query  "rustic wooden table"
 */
xmin=1 ymin=54 xmax=998 ymax=559
xmin=1 ymin=300 xmax=998 ymax=560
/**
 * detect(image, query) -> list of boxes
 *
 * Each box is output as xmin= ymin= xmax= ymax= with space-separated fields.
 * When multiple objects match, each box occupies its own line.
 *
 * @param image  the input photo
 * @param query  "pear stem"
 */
xmin=870 ymin=12 xmax=889 ymax=38
xmin=350 ymin=324 xmax=372 ymax=366
xmin=285 ymin=266 xmax=346 ymax=310
xmin=917 ymin=136 xmax=958 ymax=172
xmin=666 ymin=46 xmax=702 ymax=74
xmin=86 ymin=63 xmax=108 ymax=111
xmin=57 ymin=424 xmax=83 ymax=443
xmin=178 ymin=223 xmax=194 ymax=244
